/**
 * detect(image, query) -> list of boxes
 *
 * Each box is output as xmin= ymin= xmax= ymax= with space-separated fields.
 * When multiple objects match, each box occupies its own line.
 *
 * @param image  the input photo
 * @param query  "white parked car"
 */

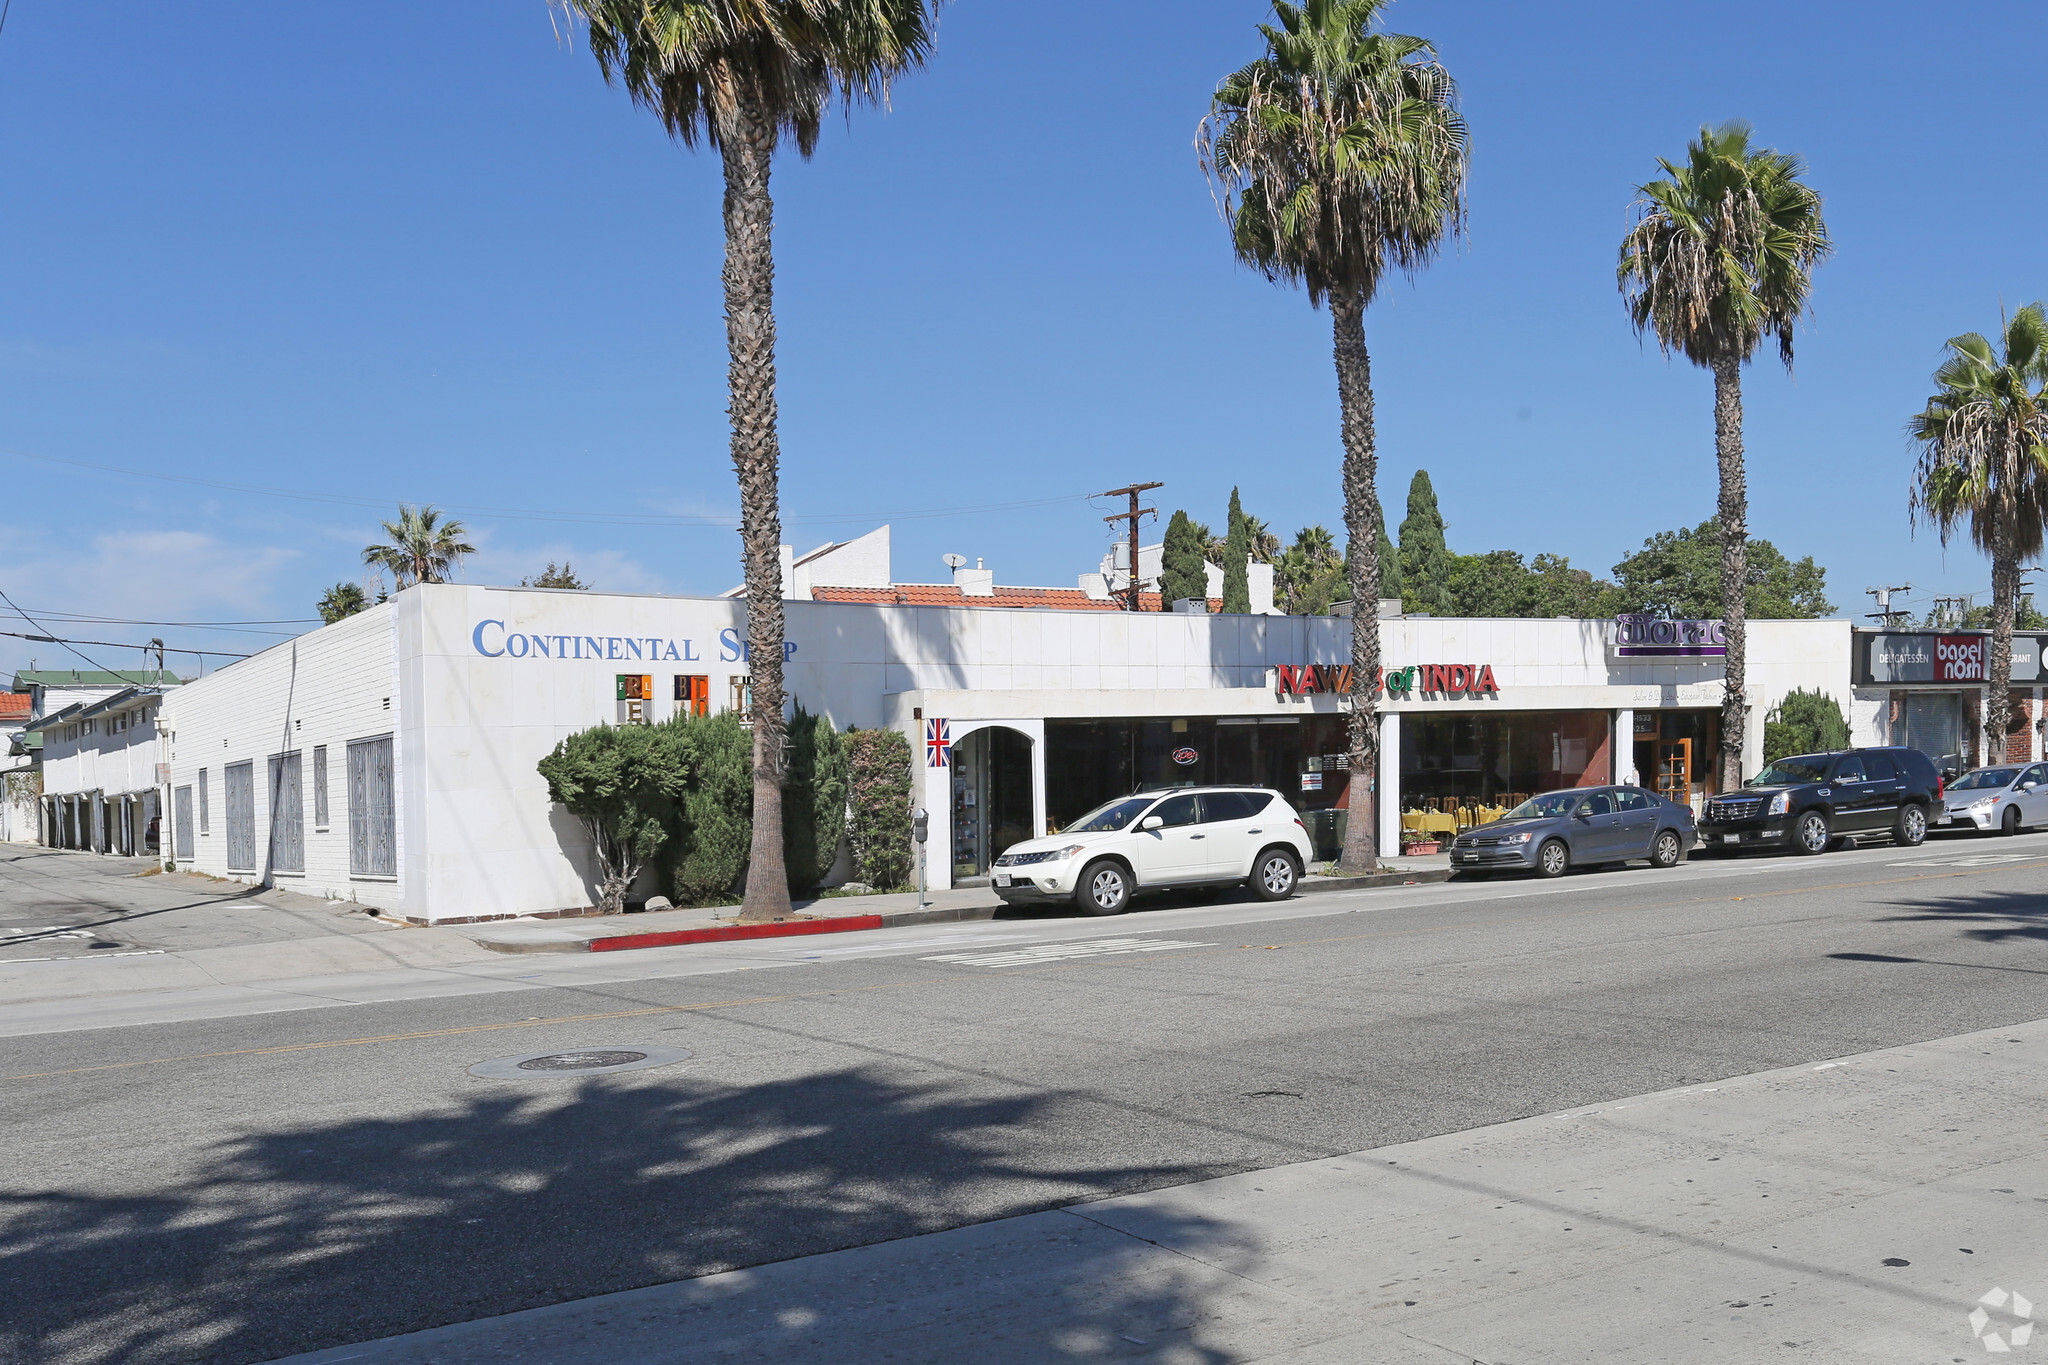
xmin=991 ymin=786 xmax=1316 ymax=916
xmin=1942 ymin=762 xmax=2048 ymax=835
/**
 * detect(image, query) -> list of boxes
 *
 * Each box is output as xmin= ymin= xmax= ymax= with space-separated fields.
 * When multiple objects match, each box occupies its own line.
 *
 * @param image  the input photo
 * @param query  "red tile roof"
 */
xmin=811 ymin=585 xmax=1224 ymax=613
xmin=0 ymin=693 xmax=31 ymax=723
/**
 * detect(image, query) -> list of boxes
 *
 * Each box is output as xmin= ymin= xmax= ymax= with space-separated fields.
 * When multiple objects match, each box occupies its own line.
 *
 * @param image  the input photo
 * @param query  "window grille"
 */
xmin=268 ymin=751 xmax=303 ymax=873
xmin=313 ymin=745 xmax=329 ymax=830
xmin=224 ymin=761 xmax=255 ymax=871
xmin=347 ymin=735 xmax=396 ymax=877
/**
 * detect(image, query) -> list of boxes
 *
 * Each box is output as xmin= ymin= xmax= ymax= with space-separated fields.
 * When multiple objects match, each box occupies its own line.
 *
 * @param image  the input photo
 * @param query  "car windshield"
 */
xmin=1065 ymin=796 xmax=1155 ymax=833
xmin=1504 ymin=791 xmax=1583 ymax=819
xmin=1951 ymin=767 xmax=2020 ymax=791
xmin=1747 ymin=756 xmax=1832 ymax=786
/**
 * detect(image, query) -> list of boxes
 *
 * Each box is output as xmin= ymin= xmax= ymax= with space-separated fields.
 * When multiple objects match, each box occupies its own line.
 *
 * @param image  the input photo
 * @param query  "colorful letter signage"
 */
xmin=1275 ymin=663 xmax=1498 ymax=699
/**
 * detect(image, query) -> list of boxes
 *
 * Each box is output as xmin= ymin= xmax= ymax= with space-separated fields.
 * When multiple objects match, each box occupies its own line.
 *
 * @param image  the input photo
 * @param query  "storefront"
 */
xmin=95 ymin=585 xmax=1852 ymax=920
xmin=1850 ymin=630 xmax=2046 ymax=770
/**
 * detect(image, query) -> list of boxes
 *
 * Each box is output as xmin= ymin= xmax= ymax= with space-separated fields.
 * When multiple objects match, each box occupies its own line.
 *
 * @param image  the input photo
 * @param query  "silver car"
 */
xmin=1450 ymin=785 xmax=1698 ymax=879
xmin=1942 ymin=762 xmax=2048 ymax=835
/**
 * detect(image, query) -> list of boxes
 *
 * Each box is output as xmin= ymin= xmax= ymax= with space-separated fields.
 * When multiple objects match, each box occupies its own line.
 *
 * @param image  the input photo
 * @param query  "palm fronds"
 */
xmin=361 ymin=504 xmax=477 ymax=589
xmin=1909 ymin=303 xmax=2048 ymax=560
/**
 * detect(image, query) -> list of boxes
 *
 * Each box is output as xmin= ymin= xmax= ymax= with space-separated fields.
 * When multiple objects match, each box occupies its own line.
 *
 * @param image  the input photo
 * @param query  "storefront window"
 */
xmin=1044 ymin=715 xmax=1350 ymax=833
xmin=1896 ymin=692 xmax=1973 ymax=770
xmin=1400 ymin=710 xmax=1611 ymax=810
xmin=950 ymin=727 xmax=1033 ymax=879
xmin=1632 ymin=709 xmax=1721 ymax=806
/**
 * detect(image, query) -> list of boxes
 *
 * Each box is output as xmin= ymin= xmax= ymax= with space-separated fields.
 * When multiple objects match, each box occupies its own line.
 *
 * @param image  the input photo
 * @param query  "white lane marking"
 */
xmin=923 ymin=937 xmax=1213 ymax=969
xmin=0 ymin=926 xmax=98 ymax=942
xmin=794 ymin=933 xmax=1039 ymax=958
xmin=1886 ymin=853 xmax=2047 ymax=868
xmin=0 ymin=948 xmax=166 ymax=962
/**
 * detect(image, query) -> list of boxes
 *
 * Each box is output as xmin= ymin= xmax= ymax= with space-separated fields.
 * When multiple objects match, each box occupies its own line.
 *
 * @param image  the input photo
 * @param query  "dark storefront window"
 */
xmin=1044 ymin=715 xmax=1351 ymax=834
xmin=1400 ymin=710 xmax=1611 ymax=810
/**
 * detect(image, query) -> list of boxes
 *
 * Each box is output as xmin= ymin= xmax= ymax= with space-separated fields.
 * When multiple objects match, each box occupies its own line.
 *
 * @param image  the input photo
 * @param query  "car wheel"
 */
xmin=1650 ymin=831 xmax=1683 ymax=869
xmin=1535 ymin=839 xmax=1569 ymax=878
xmin=1894 ymin=803 xmax=1928 ymax=847
xmin=2002 ymin=806 xmax=2021 ymax=837
xmin=1074 ymin=860 xmax=1130 ymax=916
xmin=1249 ymin=848 xmax=1299 ymax=901
xmin=1793 ymin=810 xmax=1830 ymax=855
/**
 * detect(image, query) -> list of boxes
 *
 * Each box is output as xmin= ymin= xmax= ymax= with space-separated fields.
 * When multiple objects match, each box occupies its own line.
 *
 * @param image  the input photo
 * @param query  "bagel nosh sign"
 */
xmin=1276 ymin=663 xmax=1499 ymax=699
xmin=1858 ymin=631 xmax=2044 ymax=684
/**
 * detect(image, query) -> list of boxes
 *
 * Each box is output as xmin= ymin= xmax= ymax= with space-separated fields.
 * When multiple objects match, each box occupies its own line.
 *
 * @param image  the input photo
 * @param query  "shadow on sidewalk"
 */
xmin=0 ymin=1064 xmax=1242 ymax=1365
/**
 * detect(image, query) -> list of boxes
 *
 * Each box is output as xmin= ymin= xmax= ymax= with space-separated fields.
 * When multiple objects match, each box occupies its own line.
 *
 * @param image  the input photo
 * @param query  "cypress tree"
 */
xmin=1160 ymin=510 xmax=1209 ymax=609
xmin=1221 ymin=488 xmax=1252 ymax=613
xmin=1398 ymin=469 xmax=1452 ymax=615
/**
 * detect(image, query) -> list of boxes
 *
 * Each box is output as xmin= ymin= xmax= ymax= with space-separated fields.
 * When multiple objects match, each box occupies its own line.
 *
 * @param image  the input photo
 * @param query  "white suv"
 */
xmin=991 ymin=786 xmax=1316 ymax=916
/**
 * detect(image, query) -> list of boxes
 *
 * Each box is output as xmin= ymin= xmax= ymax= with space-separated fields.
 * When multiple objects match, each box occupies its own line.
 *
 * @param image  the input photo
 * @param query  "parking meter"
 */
xmin=912 ymin=808 xmax=929 ymax=908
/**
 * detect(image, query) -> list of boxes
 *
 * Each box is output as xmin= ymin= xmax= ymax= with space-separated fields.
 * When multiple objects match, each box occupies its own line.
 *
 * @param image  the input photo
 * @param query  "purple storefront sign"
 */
xmin=1613 ymin=614 xmax=1727 ymax=657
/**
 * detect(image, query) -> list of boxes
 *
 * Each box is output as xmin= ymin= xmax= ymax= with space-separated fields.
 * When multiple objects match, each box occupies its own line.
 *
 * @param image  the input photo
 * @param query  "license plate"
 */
xmin=1723 ymin=834 xmax=1740 ymax=844
xmin=993 ymin=873 xmax=1011 ymax=887
xmin=1454 ymin=852 xmax=1473 ymax=862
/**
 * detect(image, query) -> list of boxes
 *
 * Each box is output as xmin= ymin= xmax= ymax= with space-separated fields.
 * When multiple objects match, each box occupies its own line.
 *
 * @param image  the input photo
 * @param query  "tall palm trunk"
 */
xmin=1711 ymin=355 xmax=1748 ymax=791
xmin=723 ymin=99 xmax=792 ymax=922
xmin=1333 ymin=289 xmax=1383 ymax=874
xmin=1986 ymin=537 xmax=2017 ymax=761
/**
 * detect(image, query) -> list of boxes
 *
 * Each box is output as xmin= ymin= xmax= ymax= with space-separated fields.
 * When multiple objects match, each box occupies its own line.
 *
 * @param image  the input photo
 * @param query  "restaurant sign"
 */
xmin=1276 ymin=663 xmax=1499 ymax=699
xmin=1613 ymin=614 xmax=1726 ymax=657
xmin=1859 ymin=632 xmax=2043 ymax=685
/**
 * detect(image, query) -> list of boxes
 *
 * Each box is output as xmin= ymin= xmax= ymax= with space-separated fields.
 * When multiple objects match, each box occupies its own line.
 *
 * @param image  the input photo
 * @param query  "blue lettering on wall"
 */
xmin=467 ymin=622 xmax=730 ymax=663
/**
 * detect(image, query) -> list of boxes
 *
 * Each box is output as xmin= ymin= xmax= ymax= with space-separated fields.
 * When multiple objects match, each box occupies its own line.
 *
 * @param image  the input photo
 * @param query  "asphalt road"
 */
xmin=5 ymin=830 xmax=2048 ymax=1365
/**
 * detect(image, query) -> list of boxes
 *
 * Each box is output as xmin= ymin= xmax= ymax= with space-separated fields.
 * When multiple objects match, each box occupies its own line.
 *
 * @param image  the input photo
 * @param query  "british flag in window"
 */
xmin=925 ymin=718 xmax=951 ymax=768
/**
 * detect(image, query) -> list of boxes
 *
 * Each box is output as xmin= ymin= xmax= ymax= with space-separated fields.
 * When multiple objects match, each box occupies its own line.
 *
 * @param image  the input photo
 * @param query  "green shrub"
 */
xmin=846 ymin=727 xmax=914 ymax=891
xmin=537 ymin=722 xmax=689 ymax=913
xmin=666 ymin=710 xmax=755 ymax=906
xmin=1763 ymin=688 xmax=1850 ymax=764
xmin=783 ymin=706 xmax=849 ymax=894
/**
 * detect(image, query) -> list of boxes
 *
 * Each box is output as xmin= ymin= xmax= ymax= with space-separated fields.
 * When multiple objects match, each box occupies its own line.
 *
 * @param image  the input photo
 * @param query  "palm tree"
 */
xmin=317 ymin=582 xmax=369 ymax=625
xmin=1243 ymin=516 xmax=1282 ymax=564
xmin=561 ymin=0 xmax=941 ymax=922
xmin=1619 ymin=122 xmax=1830 ymax=791
xmin=361 ymin=504 xmax=477 ymax=589
xmin=1910 ymin=302 xmax=2048 ymax=762
xmin=1201 ymin=0 xmax=1467 ymax=873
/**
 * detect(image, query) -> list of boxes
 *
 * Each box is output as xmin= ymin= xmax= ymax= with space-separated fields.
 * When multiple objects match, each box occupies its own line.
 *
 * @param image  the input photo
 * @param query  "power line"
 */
xmin=0 ymin=445 xmax=1098 ymax=530
xmin=0 ymin=626 xmax=246 ymax=661
xmin=0 ymin=586 xmax=124 ymax=675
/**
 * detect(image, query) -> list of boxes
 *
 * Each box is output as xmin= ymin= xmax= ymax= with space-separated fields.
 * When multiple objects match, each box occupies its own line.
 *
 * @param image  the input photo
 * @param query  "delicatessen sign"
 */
xmin=1858 ymin=632 xmax=2043 ymax=685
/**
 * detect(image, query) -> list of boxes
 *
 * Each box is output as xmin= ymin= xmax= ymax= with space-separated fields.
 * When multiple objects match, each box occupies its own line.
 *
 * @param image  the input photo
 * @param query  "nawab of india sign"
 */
xmin=1276 ymin=663 xmax=1499 ymax=699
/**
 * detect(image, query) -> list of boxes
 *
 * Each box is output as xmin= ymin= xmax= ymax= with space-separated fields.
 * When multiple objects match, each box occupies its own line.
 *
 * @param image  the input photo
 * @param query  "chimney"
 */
xmin=954 ymin=557 xmax=995 ymax=597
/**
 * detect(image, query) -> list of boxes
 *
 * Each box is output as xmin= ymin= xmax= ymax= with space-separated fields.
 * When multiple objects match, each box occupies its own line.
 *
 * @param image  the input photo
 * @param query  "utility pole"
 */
xmin=1864 ymin=583 xmax=1912 ymax=629
xmin=1931 ymin=594 xmax=1973 ymax=629
xmin=147 ymin=637 xmax=166 ymax=683
xmin=1098 ymin=482 xmax=1163 ymax=611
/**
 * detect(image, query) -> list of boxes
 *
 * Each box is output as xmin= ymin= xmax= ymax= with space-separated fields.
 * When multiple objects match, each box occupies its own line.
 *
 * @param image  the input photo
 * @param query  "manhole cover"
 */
xmin=518 ymin=1050 xmax=647 ymax=1071
xmin=468 ymin=1044 xmax=692 ymax=1080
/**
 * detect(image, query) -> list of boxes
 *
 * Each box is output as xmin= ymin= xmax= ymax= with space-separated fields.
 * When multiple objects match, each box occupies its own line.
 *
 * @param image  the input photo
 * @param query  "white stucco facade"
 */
xmin=86 ymin=583 xmax=1856 ymax=923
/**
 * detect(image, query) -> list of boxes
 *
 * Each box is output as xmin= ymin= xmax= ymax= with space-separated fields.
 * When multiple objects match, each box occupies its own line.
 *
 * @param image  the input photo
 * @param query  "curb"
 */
xmin=1300 ymin=868 xmax=1453 ymax=893
xmin=465 ymin=904 xmax=1005 ymax=955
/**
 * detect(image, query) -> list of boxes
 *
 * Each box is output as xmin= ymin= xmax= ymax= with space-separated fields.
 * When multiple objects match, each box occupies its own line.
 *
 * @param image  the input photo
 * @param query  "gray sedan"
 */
xmin=1448 ymin=786 xmax=1698 ymax=879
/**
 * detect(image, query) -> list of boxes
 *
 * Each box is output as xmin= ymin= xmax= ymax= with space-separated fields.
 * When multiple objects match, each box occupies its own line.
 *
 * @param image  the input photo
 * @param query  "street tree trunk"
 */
xmin=1986 ymin=538 xmax=2017 ymax=760
xmin=1712 ymin=355 xmax=1748 ymax=792
xmin=723 ymin=100 xmax=793 ymax=923
xmin=1333 ymin=289 xmax=1383 ymax=875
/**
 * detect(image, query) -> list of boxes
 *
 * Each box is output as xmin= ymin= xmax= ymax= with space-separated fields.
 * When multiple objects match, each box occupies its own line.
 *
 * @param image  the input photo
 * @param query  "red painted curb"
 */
xmin=587 ymin=915 xmax=886 ymax=952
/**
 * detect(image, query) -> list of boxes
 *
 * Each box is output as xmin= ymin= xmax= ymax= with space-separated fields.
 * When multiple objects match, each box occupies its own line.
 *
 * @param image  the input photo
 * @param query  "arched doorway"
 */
xmin=950 ymin=726 xmax=1034 ymax=881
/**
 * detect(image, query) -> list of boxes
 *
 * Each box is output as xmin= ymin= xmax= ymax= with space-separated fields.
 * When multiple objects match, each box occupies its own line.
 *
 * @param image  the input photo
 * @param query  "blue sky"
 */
xmin=2 ymin=0 xmax=2044 ymax=674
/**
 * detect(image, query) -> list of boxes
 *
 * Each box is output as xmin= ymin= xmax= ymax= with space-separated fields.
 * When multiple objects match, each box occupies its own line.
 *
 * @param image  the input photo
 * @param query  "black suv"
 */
xmin=1697 ymin=747 xmax=1941 ymax=856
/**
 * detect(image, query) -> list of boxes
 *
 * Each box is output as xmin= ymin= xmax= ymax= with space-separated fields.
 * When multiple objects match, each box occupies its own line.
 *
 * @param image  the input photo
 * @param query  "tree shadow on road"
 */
xmin=0 ymin=1063 xmax=1247 ymax=1365
xmin=1872 ymin=887 xmax=2048 ymax=946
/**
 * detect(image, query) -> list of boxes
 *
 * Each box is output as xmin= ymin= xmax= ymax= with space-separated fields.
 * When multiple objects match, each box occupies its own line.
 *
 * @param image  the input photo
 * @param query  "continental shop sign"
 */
xmin=1856 ymin=632 xmax=2045 ymax=685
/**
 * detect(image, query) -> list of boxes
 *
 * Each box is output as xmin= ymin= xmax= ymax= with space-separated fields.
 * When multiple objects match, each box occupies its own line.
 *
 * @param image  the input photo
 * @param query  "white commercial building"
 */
xmin=72 ymin=584 xmax=1854 ymax=924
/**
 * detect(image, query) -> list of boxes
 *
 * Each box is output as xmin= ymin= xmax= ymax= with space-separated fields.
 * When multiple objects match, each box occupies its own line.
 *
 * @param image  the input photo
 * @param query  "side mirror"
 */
xmin=2025 ymin=782 xmax=2039 ymax=792
xmin=1140 ymin=815 xmax=1164 ymax=831
xmin=1572 ymin=808 xmax=1591 ymax=821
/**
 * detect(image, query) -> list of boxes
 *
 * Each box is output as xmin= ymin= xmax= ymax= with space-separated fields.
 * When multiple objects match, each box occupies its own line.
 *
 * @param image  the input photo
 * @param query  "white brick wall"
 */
xmin=161 ymin=604 xmax=405 ymax=912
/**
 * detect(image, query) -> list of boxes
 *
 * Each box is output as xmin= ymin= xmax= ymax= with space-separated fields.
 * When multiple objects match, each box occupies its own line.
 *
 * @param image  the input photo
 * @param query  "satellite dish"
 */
xmin=942 ymin=553 xmax=967 ymax=569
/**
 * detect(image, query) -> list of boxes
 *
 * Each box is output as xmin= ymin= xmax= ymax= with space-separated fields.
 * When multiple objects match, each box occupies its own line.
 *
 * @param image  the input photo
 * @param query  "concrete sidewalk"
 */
xmin=450 ymin=856 xmax=1455 ymax=954
xmin=269 ymin=1017 xmax=2048 ymax=1364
